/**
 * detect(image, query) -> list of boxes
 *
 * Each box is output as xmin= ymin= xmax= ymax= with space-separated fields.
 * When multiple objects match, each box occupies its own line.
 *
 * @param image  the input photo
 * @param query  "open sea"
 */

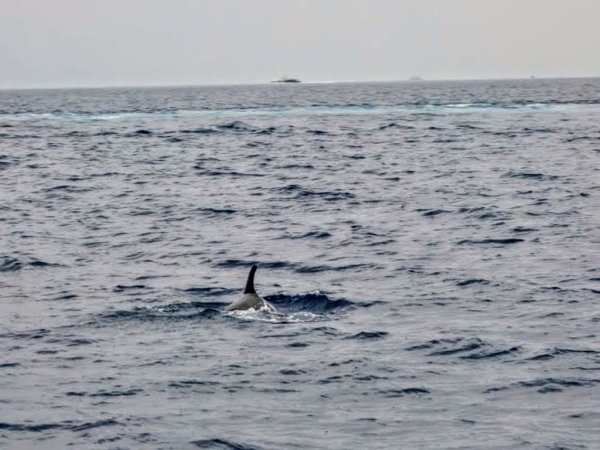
xmin=1 ymin=78 xmax=599 ymax=450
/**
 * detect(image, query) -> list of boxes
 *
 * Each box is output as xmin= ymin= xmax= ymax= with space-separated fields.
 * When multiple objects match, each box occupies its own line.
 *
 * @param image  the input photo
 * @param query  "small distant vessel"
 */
xmin=271 ymin=76 xmax=301 ymax=84
xmin=409 ymin=76 xmax=424 ymax=81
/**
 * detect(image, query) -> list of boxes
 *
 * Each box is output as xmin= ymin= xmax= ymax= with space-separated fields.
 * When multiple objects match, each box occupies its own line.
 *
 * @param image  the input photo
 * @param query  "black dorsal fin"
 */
xmin=243 ymin=265 xmax=258 ymax=294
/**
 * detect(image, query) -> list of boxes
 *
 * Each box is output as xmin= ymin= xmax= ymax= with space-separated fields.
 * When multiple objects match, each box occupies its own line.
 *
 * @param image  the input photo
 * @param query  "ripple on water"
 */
xmin=191 ymin=439 xmax=263 ymax=450
xmin=485 ymin=377 xmax=600 ymax=394
xmin=0 ymin=256 xmax=22 ymax=272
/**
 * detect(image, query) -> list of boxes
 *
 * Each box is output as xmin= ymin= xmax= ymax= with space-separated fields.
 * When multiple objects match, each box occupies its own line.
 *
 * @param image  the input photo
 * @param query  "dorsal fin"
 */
xmin=243 ymin=265 xmax=258 ymax=294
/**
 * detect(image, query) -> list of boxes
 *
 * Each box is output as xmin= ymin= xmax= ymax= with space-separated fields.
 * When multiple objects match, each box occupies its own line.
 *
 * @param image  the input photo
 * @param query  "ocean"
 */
xmin=0 ymin=78 xmax=599 ymax=450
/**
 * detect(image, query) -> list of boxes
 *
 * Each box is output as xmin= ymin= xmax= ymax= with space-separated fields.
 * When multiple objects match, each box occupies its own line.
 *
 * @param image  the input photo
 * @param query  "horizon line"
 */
xmin=0 ymin=75 xmax=598 ymax=92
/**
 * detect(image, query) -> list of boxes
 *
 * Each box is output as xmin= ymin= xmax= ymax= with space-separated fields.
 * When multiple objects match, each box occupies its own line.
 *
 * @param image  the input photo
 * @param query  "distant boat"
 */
xmin=409 ymin=76 xmax=424 ymax=81
xmin=271 ymin=76 xmax=301 ymax=84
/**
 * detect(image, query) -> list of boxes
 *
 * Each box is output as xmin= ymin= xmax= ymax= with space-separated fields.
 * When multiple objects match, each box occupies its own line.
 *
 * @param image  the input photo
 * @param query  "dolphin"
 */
xmin=224 ymin=265 xmax=276 ymax=312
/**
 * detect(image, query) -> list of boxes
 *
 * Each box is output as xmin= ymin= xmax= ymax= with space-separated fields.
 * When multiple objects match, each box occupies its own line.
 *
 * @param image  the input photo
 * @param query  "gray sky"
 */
xmin=1 ymin=0 xmax=599 ymax=88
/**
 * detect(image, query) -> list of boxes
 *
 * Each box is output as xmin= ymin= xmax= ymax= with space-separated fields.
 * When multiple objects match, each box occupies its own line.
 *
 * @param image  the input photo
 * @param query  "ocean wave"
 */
xmin=0 ymin=418 xmax=120 ymax=433
xmin=0 ymin=256 xmax=22 ymax=272
xmin=265 ymin=291 xmax=354 ymax=312
xmin=213 ymin=259 xmax=380 ymax=274
xmin=98 ymin=302 xmax=223 ymax=323
xmin=96 ymin=290 xmax=354 ymax=325
xmin=0 ymin=102 xmax=594 ymax=122
xmin=191 ymin=439 xmax=263 ymax=450
xmin=0 ymin=256 xmax=63 ymax=272
xmin=225 ymin=307 xmax=324 ymax=324
xmin=485 ymin=377 xmax=600 ymax=394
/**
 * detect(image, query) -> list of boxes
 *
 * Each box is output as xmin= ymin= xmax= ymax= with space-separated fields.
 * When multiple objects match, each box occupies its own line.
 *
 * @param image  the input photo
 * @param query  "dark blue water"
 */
xmin=1 ymin=79 xmax=599 ymax=450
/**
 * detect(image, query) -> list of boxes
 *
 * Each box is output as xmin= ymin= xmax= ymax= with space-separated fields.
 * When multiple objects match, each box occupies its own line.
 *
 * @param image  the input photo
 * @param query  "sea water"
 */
xmin=1 ymin=79 xmax=599 ymax=449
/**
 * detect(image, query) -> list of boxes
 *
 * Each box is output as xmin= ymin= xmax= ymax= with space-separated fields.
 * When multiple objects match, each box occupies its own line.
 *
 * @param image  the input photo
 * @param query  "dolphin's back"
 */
xmin=224 ymin=293 xmax=275 ymax=312
xmin=224 ymin=265 xmax=276 ymax=312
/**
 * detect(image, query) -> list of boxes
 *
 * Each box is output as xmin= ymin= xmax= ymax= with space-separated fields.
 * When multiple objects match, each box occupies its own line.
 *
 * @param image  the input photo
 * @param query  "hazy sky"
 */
xmin=1 ymin=0 xmax=599 ymax=88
